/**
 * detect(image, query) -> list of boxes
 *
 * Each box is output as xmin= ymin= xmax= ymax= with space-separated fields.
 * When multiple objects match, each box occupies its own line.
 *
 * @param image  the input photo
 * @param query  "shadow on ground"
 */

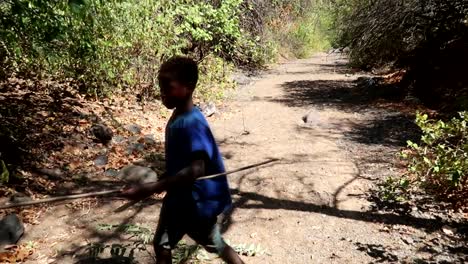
xmin=354 ymin=242 xmax=399 ymax=263
xmin=274 ymin=77 xmax=406 ymax=111
xmin=270 ymin=79 xmax=420 ymax=148
xmin=282 ymin=61 xmax=355 ymax=76
xmin=0 ymin=80 xmax=167 ymax=201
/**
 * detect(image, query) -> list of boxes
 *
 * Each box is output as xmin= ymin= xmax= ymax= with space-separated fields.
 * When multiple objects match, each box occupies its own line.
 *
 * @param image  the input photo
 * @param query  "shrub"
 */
xmin=330 ymin=0 xmax=468 ymax=110
xmin=335 ymin=0 xmax=468 ymax=68
xmin=239 ymin=0 xmax=335 ymax=60
xmin=287 ymin=7 xmax=333 ymax=58
xmin=402 ymin=112 xmax=468 ymax=206
xmin=196 ymin=55 xmax=235 ymax=102
xmin=0 ymin=0 xmax=264 ymax=98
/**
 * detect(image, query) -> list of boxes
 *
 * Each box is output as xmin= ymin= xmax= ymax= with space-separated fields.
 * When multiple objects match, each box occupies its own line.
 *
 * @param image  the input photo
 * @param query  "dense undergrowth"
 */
xmin=241 ymin=0 xmax=334 ymax=59
xmin=334 ymin=0 xmax=468 ymax=111
xmin=0 ymin=0 xmax=259 ymax=99
xmin=381 ymin=113 xmax=468 ymax=208
xmin=0 ymin=0 xmax=334 ymax=100
xmin=330 ymin=0 xmax=468 ymax=207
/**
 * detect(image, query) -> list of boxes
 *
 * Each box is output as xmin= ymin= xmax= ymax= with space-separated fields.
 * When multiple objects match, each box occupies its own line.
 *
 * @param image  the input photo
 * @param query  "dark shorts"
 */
xmin=154 ymin=202 xmax=226 ymax=254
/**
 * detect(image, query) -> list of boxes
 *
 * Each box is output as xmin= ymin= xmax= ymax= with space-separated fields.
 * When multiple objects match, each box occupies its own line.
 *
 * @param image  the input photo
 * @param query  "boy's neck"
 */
xmin=174 ymin=98 xmax=194 ymax=115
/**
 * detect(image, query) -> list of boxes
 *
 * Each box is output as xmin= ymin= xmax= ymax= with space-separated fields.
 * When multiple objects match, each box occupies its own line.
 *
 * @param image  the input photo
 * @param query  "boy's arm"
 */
xmin=121 ymin=153 xmax=206 ymax=200
xmin=157 ymin=155 xmax=206 ymax=190
xmin=122 ymin=123 xmax=212 ymax=200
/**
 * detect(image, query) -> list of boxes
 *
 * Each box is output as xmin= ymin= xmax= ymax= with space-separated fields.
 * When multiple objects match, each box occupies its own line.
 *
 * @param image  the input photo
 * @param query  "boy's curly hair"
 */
xmin=158 ymin=56 xmax=199 ymax=90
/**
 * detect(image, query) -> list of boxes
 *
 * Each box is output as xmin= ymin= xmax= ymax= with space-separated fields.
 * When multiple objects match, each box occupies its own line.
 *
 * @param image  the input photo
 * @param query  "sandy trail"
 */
xmin=26 ymin=53 xmax=430 ymax=263
xmin=210 ymin=53 xmax=399 ymax=263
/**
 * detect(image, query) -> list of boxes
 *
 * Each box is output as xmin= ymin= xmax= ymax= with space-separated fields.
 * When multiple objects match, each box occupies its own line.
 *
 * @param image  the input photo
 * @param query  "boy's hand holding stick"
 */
xmin=117 ymin=158 xmax=279 ymax=211
xmin=0 ymin=158 xmax=280 ymax=210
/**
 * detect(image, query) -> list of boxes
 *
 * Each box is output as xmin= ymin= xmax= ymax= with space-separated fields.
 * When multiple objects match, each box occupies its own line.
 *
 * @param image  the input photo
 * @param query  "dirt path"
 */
xmin=210 ymin=53 xmax=399 ymax=263
xmin=22 ymin=53 xmax=463 ymax=263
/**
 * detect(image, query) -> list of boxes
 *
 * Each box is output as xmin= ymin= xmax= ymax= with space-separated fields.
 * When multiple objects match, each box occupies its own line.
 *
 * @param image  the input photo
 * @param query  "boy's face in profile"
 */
xmin=159 ymin=80 xmax=191 ymax=109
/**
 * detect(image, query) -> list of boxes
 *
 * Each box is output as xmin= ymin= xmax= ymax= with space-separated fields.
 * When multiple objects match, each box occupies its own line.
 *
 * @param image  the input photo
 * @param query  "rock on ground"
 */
xmin=0 ymin=214 xmax=24 ymax=248
xmin=117 ymin=165 xmax=158 ymax=184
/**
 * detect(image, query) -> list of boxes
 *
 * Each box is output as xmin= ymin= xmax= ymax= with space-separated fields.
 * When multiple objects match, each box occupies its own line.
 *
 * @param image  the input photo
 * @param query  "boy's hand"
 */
xmin=120 ymin=182 xmax=164 ymax=201
xmin=120 ymin=185 xmax=149 ymax=201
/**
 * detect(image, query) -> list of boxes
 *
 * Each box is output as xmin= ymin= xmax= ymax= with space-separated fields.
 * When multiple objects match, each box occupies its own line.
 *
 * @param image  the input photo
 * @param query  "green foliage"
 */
xmin=172 ymin=240 xmax=210 ymax=263
xmin=232 ymin=242 xmax=267 ymax=257
xmin=236 ymin=1 xmax=337 ymax=60
xmin=378 ymin=176 xmax=410 ymax=203
xmin=86 ymin=242 xmax=146 ymax=262
xmin=287 ymin=8 xmax=333 ymax=58
xmin=403 ymin=112 xmax=468 ymax=204
xmin=331 ymin=0 xmax=468 ymax=68
xmin=0 ymin=160 xmax=9 ymax=184
xmin=91 ymin=223 xmax=266 ymax=262
xmin=0 ymin=0 xmax=264 ymax=98
xmin=196 ymin=55 xmax=235 ymax=102
xmin=261 ymin=1 xmax=334 ymax=59
xmin=97 ymin=223 xmax=153 ymax=244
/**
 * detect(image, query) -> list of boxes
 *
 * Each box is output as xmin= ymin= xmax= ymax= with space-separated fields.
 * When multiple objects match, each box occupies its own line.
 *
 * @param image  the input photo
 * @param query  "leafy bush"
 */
xmin=239 ymin=0 xmax=335 ymax=60
xmin=287 ymin=7 xmax=333 ymax=58
xmin=196 ymin=55 xmax=235 ymax=102
xmin=0 ymin=0 xmax=264 ymax=98
xmin=330 ymin=0 xmax=468 ymax=110
xmin=334 ymin=0 xmax=468 ymax=68
xmin=402 ymin=112 xmax=468 ymax=205
xmin=378 ymin=176 xmax=410 ymax=203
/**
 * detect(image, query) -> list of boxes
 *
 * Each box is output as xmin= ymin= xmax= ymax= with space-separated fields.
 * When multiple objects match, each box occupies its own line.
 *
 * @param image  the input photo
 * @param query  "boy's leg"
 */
xmin=153 ymin=205 xmax=185 ymax=264
xmin=188 ymin=218 xmax=245 ymax=264
xmin=154 ymin=246 xmax=171 ymax=264
xmin=219 ymin=244 xmax=245 ymax=264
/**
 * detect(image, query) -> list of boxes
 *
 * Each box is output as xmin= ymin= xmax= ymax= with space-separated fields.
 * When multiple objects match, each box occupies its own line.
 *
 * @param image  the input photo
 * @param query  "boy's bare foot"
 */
xmin=155 ymin=247 xmax=172 ymax=264
xmin=220 ymin=245 xmax=245 ymax=264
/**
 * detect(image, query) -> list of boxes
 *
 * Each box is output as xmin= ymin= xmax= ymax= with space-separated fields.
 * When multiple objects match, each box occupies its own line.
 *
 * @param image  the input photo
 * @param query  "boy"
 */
xmin=122 ymin=56 xmax=245 ymax=264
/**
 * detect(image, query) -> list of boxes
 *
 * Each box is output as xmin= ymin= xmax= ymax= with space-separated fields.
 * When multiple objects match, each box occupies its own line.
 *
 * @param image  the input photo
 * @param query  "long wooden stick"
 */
xmin=0 ymin=190 xmax=121 ymax=210
xmin=0 ymin=158 xmax=279 ymax=210
xmin=197 ymin=158 xmax=279 ymax=180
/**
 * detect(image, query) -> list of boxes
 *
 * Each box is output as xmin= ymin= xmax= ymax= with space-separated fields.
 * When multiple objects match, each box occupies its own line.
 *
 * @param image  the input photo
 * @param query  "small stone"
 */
xmin=62 ymin=182 xmax=75 ymax=189
xmin=126 ymin=124 xmax=142 ymax=134
xmin=0 ymin=214 xmax=24 ymax=247
xmin=401 ymin=236 xmax=414 ymax=245
xmin=9 ymin=193 xmax=32 ymax=204
xmin=104 ymin=169 xmax=119 ymax=177
xmin=94 ymin=155 xmax=108 ymax=166
xmin=143 ymin=134 xmax=156 ymax=145
xmin=113 ymin=135 xmax=126 ymax=144
xmin=127 ymin=143 xmax=145 ymax=154
xmin=128 ymin=136 xmax=139 ymax=143
xmin=380 ymin=226 xmax=390 ymax=232
xmin=201 ymin=102 xmax=217 ymax=117
xmin=117 ymin=165 xmax=158 ymax=184
xmin=442 ymin=225 xmax=455 ymax=236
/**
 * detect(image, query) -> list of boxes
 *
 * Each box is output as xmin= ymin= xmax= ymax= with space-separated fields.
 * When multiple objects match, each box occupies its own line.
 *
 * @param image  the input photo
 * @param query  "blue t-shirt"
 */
xmin=164 ymin=107 xmax=232 ymax=219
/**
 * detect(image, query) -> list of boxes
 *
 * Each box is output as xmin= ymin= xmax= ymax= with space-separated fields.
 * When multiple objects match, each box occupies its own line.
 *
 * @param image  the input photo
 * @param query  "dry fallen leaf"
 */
xmin=0 ymin=245 xmax=34 ymax=263
xmin=442 ymin=225 xmax=456 ymax=236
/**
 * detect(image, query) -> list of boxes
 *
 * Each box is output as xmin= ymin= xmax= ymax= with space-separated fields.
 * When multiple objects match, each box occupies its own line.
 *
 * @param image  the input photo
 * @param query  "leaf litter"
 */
xmin=0 ymin=79 xmax=170 ymax=260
